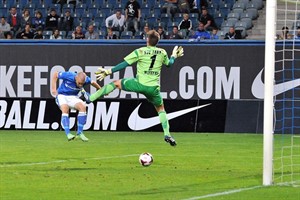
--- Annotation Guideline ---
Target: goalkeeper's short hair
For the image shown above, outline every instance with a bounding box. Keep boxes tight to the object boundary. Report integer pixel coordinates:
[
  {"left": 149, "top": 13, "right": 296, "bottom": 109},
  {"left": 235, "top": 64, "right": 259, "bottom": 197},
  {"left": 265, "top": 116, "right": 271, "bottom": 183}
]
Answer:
[{"left": 147, "top": 30, "right": 159, "bottom": 46}]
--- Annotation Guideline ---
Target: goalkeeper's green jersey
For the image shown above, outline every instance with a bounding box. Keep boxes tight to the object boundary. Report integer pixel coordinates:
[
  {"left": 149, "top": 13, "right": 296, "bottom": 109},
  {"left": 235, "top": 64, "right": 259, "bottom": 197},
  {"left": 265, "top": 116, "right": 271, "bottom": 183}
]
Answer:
[{"left": 124, "top": 46, "right": 170, "bottom": 87}]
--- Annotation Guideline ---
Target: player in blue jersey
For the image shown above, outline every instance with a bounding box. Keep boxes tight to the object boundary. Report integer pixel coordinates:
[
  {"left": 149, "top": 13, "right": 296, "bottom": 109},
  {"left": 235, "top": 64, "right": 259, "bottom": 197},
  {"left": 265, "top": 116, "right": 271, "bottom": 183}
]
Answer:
[{"left": 51, "top": 71, "right": 101, "bottom": 141}]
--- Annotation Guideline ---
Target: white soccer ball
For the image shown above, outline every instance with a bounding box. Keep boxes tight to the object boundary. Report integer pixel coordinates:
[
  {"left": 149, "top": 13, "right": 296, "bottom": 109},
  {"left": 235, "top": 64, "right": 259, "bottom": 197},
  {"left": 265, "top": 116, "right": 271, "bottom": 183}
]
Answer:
[{"left": 139, "top": 152, "right": 153, "bottom": 167}]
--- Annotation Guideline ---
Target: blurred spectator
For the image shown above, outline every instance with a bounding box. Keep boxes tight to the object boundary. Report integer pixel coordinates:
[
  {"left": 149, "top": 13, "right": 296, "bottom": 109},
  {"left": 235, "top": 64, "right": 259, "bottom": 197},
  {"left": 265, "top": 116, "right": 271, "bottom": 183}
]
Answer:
[
  {"left": 169, "top": 25, "right": 183, "bottom": 39},
  {"left": 178, "top": 13, "right": 192, "bottom": 33},
  {"left": 161, "top": 0, "right": 178, "bottom": 17},
  {"left": 140, "top": 24, "right": 150, "bottom": 39},
  {"left": 59, "top": 10, "right": 74, "bottom": 38},
  {"left": 178, "top": 0, "right": 190, "bottom": 13},
  {"left": 72, "top": 26, "right": 85, "bottom": 39},
  {"left": 33, "top": 27, "right": 44, "bottom": 39},
  {"left": 50, "top": 29, "right": 62, "bottom": 39},
  {"left": 16, "top": 24, "right": 34, "bottom": 39},
  {"left": 210, "top": 27, "right": 219, "bottom": 39},
  {"left": 0, "top": 17, "right": 11, "bottom": 39},
  {"left": 199, "top": 8, "right": 216, "bottom": 31},
  {"left": 277, "top": 26, "right": 293, "bottom": 40},
  {"left": 32, "top": 11, "right": 45, "bottom": 30},
  {"left": 187, "top": 0, "right": 200, "bottom": 13},
  {"left": 105, "top": 10, "right": 125, "bottom": 35},
  {"left": 21, "top": 9, "right": 33, "bottom": 30},
  {"left": 294, "top": 27, "right": 300, "bottom": 39},
  {"left": 45, "top": 8, "right": 59, "bottom": 31},
  {"left": 157, "top": 26, "right": 168, "bottom": 39},
  {"left": 4, "top": 31, "right": 12, "bottom": 39},
  {"left": 125, "top": 0, "right": 141, "bottom": 34},
  {"left": 224, "top": 26, "right": 242, "bottom": 39},
  {"left": 7, "top": 6, "right": 22, "bottom": 36},
  {"left": 190, "top": 22, "right": 210, "bottom": 40},
  {"left": 105, "top": 27, "right": 118, "bottom": 39},
  {"left": 85, "top": 25, "right": 99, "bottom": 39}
]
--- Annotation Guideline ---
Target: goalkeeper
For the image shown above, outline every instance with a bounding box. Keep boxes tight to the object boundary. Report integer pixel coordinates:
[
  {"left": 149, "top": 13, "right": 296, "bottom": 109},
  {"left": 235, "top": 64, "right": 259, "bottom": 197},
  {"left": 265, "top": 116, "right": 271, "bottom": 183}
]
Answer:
[{"left": 89, "top": 30, "right": 184, "bottom": 146}]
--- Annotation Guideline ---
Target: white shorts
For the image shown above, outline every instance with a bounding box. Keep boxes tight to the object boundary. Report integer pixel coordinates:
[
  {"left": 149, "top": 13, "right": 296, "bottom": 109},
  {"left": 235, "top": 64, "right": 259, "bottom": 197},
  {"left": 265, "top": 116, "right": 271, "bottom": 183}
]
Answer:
[{"left": 56, "top": 94, "right": 85, "bottom": 109}]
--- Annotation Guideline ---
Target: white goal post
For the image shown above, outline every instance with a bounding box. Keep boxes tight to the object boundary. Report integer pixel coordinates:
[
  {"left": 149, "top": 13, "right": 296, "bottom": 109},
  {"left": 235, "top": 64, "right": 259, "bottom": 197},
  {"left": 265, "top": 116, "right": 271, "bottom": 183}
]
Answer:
[{"left": 263, "top": 0, "right": 276, "bottom": 186}]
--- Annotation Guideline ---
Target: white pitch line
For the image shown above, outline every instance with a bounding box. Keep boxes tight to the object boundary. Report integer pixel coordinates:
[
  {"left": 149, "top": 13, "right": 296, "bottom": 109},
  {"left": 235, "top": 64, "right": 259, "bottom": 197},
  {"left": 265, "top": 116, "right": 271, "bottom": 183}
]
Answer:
[
  {"left": 0, "top": 154, "right": 138, "bottom": 168},
  {"left": 182, "top": 185, "right": 263, "bottom": 200}
]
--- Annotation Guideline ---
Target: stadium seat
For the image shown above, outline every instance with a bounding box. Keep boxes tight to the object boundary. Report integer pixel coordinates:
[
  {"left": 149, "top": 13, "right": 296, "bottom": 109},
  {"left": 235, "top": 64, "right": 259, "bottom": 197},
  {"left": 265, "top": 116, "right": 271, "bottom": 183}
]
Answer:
[
  {"left": 75, "top": 3, "right": 87, "bottom": 16},
  {"left": 141, "top": 7, "right": 151, "bottom": 18},
  {"left": 134, "top": 30, "right": 143, "bottom": 39},
  {"left": 226, "top": 18, "right": 239, "bottom": 27},
  {"left": 160, "top": 13, "right": 172, "bottom": 25},
  {"left": 217, "top": 29, "right": 226, "bottom": 39},
  {"left": 153, "top": 21, "right": 166, "bottom": 31},
  {"left": 43, "top": 0, "right": 53, "bottom": 6},
  {"left": 227, "top": 12, "right": 240, "bottom": 20},
  {"left": 98, "top": 30, "right": 106, "bottom": 39},
  {"left": 251, "top": 0, "right": 263, "bottom": 10},
  {"left": 59, "top": 30, "right": 66, "bottom": 39},
  {"left": 167, "top": 21, "right": 178, "bottom": 32},
  {"left": 112, "top": 31, "right": 120, "bottom": 38},
  {"left": 100, "top": 3, "right": 113, "bottom": 16},
  {"left": 214, "top": 12, "right": 224, "bottom": 29},
  {"left": 120, "top": 31, "right": 133, "bottom": 39},
  {"left": 232, "top": 2, "right": 246, "bottom": 10},
  {"left": 146, "top": 13, "right": 158, "bottom": 28},
  {"left": 153, "top": 7, "right": 161, "bottom": 17},
  {"left": 221, "top": 21, "right": 235, "bottom": 29},
  {"left": 173, "top": 13, "right": 184, "bottom": 24},
  {"left": 43, "top": 30, "right": 52, "bottom": 39},
  {"left": 81, "top": 12, "right": 93, "bottom": 24},
  {"left": 240, "top": 12, "right": 253, "bottom": 29},
  {"left": 246, "top": 7, "right": 258, "bottom": 20},
  {"left": 219, "top": 5, "right": 230, "bottom": 19},
  {"left": 15, "top": 3, "right": 24, "bottom": 10},
  {"left": 18, "top": 0, "right": 29, "bottom": 5},
  {"left": 207, "top": 3, "right": 217, "bottom": 16}
]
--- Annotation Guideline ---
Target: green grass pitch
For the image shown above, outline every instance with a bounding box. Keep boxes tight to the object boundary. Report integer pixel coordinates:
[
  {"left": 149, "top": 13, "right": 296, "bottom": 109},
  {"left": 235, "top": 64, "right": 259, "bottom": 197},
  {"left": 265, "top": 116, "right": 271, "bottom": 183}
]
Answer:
[{"left": 0, "top": 131, "right": 299, "bottom": 200}]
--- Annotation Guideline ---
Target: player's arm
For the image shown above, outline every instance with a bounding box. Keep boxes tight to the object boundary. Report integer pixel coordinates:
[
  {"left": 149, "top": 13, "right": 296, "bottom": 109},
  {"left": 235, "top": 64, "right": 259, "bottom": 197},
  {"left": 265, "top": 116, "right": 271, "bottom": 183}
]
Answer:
[
  {"left": 91, "top": 80, "right": 101, "bottom": 90},
  {"left": 51, "top": 71, "right": 59, "bottom": 96},
  {"left": 95, "top": 61, "right": 130, "bottom": 81}
]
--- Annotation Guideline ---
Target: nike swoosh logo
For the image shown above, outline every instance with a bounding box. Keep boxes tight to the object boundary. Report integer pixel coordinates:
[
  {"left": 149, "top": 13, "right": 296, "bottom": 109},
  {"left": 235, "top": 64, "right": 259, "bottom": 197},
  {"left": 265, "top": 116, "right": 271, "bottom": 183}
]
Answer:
[
  {"left": 128, "top": 103, "right": 211, "bottom": 130},
  {"left": 252, "top": 69, "right": 300, "bottom": 99}
]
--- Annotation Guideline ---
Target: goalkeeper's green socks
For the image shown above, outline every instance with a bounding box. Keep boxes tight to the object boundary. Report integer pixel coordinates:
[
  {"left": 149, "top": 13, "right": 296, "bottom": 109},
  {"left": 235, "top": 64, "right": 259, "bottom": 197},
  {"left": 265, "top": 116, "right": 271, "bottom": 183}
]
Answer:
[
  {"left": 90, "top": 82, "right": 116, "bottom": 101},
  {"left": 158, "top": 111, "right": 170, "bottom": 137}
]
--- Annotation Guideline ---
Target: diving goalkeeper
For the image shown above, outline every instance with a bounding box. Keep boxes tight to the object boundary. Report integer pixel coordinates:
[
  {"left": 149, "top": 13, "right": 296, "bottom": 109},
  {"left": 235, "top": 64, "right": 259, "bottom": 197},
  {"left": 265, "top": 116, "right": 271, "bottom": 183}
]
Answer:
[{"left": 89, "top": 30, "right": 184, "bottom": 146}]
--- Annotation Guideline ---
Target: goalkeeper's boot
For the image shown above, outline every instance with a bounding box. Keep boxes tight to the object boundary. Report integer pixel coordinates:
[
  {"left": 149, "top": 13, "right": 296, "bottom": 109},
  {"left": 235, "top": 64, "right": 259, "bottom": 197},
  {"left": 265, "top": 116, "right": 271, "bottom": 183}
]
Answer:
[
  {"left": 76, "top": 133, "right": 89, "bottom": 142},
  {"left": 67, "top": 133, "right": 75, "bottom": 141},
  {"left": 164, "top": 136, "right": 177, "bottom": 146}
]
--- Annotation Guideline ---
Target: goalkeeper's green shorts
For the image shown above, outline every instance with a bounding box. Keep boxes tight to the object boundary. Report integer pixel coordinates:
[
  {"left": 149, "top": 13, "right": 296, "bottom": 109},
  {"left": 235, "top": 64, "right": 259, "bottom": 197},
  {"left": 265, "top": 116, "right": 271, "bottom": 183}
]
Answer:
[{"left": 121, "top": 78, "right": 163, "bottom": 107}]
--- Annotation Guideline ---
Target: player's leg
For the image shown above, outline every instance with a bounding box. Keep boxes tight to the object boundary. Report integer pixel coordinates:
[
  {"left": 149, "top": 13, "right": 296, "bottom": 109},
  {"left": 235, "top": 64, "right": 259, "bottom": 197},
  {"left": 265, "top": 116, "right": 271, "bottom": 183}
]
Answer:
[
  {"left": 154, "top": 103, "right": 177, "bottom": 147},
  {"left": 56, "top": 95, "right": 75, "bottom": 141},
  {"left": 121, "top": 79, "right": 176, "bottom": 146},
  {"left": 71, "top": 97, "right": 89, "bottom": 142},
  {"left": 89, "top": 81, "right": 119, "bottom": 101}
]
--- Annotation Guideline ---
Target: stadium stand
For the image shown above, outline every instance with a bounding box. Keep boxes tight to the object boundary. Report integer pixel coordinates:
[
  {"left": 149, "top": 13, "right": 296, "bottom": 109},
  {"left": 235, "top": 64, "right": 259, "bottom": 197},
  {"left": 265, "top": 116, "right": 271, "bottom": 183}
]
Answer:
[{"left": 0, "top": 0, "right": 265, "bottom": 40}]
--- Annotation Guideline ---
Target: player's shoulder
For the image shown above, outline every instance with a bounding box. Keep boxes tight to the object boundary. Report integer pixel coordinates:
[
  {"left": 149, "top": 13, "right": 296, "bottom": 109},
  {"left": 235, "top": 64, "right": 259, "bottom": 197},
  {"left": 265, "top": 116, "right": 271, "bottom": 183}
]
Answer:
[{"left": 155, "top": 46, "right": 168, "bottom": 55}]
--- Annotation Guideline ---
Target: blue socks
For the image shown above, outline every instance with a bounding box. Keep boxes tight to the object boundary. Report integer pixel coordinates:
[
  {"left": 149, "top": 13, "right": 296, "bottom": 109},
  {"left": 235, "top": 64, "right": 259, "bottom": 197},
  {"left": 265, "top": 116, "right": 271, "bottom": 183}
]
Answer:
[
  {"left": 61, "top": 113, "right": 70, "bottom": 136},
  {"left": 77, "top": 112, "right": 87, "bottom": 135}
]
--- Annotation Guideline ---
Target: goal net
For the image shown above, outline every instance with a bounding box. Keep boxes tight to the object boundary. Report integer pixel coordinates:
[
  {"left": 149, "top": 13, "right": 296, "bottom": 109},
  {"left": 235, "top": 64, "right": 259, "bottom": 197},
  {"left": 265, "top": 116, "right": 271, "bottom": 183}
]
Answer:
[{"left": 272, "top": 0, "right": 300, "bottom": 187}]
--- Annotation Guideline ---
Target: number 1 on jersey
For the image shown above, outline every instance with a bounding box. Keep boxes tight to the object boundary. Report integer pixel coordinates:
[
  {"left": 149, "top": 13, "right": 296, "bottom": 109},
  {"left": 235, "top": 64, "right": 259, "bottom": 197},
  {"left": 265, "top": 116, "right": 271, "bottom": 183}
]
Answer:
[{"left": 149, "top": 55, "right": 157, "bottom": 70}]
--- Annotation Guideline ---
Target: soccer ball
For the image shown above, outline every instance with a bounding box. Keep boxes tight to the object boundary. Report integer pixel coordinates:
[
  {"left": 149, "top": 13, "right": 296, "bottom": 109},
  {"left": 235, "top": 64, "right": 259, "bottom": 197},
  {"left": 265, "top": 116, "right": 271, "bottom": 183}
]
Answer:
[{"left": 139, "top": 152, "right": 153, "bottom": 167}]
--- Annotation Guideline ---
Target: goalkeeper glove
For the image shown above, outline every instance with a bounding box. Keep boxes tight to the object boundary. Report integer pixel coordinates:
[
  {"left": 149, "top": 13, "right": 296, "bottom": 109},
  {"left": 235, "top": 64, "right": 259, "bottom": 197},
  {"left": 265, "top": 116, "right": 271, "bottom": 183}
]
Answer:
[
  {"left": 171, "top": 46, "right": 184, "bottom": 59},
  {"left": 95, "top": 67, "right": 112, "bottom": 81}
]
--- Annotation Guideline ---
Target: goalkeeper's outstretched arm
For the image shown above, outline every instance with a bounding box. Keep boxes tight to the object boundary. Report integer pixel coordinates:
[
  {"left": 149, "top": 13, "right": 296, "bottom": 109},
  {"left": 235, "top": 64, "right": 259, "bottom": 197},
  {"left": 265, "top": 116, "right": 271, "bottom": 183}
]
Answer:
[
  {"left": 167, "top": 46, "right": 184, "bottom": 67},
  {"left": 95, "top": 61, "right": 129, "bottom": 81}
]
